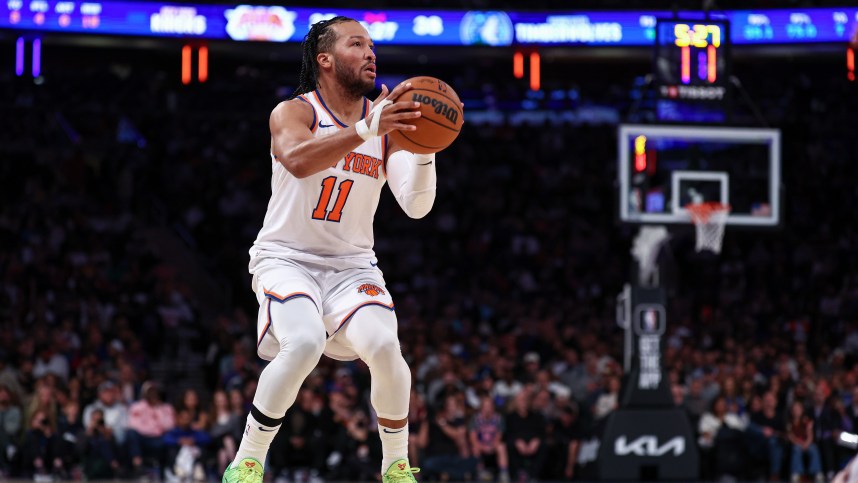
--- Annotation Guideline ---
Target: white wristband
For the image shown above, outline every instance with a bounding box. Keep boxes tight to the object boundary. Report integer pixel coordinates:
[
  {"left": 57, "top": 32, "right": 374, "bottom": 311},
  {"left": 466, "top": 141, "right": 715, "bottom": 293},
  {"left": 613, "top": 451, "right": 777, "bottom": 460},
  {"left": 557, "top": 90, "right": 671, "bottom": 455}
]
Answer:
[
  {"left": 355, "top": 99, "right": 392, "bottom": 141},
  {"left": 355, "top": 119, "right": 372, "bottom": 141}
]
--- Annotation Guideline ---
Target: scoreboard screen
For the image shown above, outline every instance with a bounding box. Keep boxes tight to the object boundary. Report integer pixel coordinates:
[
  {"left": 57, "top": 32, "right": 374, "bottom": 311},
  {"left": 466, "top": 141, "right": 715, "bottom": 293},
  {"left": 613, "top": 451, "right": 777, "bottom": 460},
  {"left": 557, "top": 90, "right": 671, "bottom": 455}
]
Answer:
[{"left": 655, "top": 19, "right": 730, "bottom": 103}]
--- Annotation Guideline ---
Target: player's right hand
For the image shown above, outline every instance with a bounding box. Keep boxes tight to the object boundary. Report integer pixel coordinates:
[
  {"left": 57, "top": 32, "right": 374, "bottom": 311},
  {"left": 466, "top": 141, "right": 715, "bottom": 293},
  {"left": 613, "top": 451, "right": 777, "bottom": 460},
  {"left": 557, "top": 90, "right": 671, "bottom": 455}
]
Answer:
[{"left": 368, "top": 82, "right": 421, "bottom": 136}]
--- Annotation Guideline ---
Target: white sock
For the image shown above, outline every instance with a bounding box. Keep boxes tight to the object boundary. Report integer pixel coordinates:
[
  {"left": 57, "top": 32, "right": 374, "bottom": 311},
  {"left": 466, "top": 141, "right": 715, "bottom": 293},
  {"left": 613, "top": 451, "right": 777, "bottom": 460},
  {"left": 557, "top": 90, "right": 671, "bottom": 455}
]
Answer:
[
  {"left": 231, "top": 412, "right": 281, "bottom": 469},
  {"left": 379, "top": 423, "right": 409, "bottom": 473}
]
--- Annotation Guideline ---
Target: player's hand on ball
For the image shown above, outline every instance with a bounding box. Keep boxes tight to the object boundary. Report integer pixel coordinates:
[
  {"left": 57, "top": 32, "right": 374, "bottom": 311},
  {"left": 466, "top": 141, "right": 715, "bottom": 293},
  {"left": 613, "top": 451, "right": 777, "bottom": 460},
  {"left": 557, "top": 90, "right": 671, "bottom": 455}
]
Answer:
[{"left": 368, "top": 83, "right": 421, "bottom": 136}]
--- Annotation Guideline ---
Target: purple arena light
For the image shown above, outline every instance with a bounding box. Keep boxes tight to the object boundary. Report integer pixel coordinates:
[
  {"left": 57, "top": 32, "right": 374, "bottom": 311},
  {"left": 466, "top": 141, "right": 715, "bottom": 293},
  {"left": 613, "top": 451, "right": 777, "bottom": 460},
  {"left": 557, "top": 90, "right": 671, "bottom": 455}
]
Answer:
[
  {"left": 16, "top": 37, "right": 24, "bottom": 76},
  {"left": 32, "top": 38, "right": 41, "bottom": 77}
]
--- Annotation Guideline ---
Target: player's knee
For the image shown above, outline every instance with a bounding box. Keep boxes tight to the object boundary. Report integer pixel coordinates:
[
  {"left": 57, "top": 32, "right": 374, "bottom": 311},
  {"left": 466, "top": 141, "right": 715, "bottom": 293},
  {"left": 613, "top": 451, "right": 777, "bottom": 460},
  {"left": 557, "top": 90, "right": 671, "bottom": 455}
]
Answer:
[
  {"left": 362, "top": 330, "right": 402, "bottom": 363},
  {"left": 279, "top": 329, "right": 326, "bottom": 361},
  {"left": 356, "top": 331, "right": 408, "bottom": 373}
]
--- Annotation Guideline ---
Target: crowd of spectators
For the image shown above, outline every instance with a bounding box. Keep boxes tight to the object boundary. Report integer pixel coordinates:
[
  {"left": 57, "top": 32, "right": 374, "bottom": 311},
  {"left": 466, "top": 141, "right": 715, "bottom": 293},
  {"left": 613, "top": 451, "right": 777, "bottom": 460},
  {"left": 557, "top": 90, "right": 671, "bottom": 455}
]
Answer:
[{"left": 0, "top": 44, "right": 857, "bottom": 483}]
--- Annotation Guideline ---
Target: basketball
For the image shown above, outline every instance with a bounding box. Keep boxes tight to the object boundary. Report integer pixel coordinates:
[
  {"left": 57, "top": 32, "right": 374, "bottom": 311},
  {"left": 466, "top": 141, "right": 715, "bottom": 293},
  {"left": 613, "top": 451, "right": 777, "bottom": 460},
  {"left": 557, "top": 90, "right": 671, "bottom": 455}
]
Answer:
[{"left": 388, "top": 76, "right": 464, "bottom": 154}]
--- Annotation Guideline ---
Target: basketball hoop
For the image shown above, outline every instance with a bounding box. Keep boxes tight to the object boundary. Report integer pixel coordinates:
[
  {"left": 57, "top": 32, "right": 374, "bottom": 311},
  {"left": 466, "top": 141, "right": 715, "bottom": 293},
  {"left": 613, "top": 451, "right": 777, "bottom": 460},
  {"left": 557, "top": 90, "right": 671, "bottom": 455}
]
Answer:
[{"left": 686, "top": 202, "right": 730, "bottom": 254}]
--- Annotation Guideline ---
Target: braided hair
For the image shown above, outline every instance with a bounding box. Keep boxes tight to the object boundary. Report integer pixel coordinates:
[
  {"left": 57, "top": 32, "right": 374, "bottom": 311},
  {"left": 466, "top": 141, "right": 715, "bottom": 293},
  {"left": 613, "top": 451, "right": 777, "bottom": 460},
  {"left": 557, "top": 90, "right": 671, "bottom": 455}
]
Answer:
[{"left": 291, "top": 16, "right": 356, "bottom": 98}]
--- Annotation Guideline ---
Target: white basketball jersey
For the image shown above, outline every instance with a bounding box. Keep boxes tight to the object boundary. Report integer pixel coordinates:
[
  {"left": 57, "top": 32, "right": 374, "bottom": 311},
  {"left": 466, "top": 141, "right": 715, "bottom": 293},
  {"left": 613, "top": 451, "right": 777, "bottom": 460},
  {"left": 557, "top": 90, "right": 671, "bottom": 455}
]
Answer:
[{"left": 250, "top": 90, "right": 389, "bottom": 270}]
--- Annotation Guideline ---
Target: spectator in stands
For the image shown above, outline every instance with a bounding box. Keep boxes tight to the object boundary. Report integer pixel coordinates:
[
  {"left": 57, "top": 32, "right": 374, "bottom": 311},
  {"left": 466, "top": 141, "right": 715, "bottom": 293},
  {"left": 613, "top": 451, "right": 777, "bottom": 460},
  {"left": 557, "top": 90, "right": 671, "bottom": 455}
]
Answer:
[
  {"left": 553, "top": 403, "right": 585, "bottom": 480},
  {"left": 269, "top": 388, "right": 324, "bottom": 482},
  {"left": 176, "top": 388, "right": 210, "bottom": 432},
  {"left": 469, "top": 395, "right": 510, "bottom": 482},
  {"left": 722, "top": 376, "right": 746, "bottom": 416},
  {"left": 698, "top": 395, "right": 748, "bottom": 479},
  {"left": 32, "top": 345, "right": 69, "bottom": 383},
  {"left": 492, "top": 364, "right": 523, "bottom": 409},
  {"left": 592, "top": 375, "right": 621, "bottom": 420},
  {"left": 329, "top": 404, "right": 379, "bottom": 482},
  {"left": 787, "top": 400, "right": 824, "bottom": 483},
  {"left": 533, "top": 369, "right": 571, "bottom": 402},
  {"left": 219, "top": 341, "right": 255, "bottom": 391},
  {"left": 80, "top": 408, "right": 121, "bottom": 480},
  {"left": 422, "top": 393, "right": 474, "bottom": 481},
  {"left": 531, "top": 388, "right": 555, "bottom": 420},
  {"left": 0, "top": 354, "right": 24, "bottom": 406},
  {"left": 848, "top": 387, "right": 858, "bottom": 431},
  {"left": 82, "top": 380, "right": 128, "bottom": 445},
  {"left": 671, "top": 382, "right": 685, "bottom": 408},
  {"left": 684, "top": 378, "right": 708, "bottom": 425},
  {"left": 163, "top": 408, "right": 212, "bottom": 481},
  {"left": 57, "top": 397, "right": 83, "bottom": 478},
  {"left": 506, "top": 389, "right": 546, "bottom": 482},
  {"left": 0, "top": 384, "right": 22, "bottom": 477},
  {"left": 25, "top": 378, "right": 58, "bottom": 432},
  {"left": 21, "top": 409, "right": 64, "bottom": 480},
  {"left": 520, "top": 352, "right": 541, "bottom": 384},
  {"left": 810, "top": 382, "right": 841, "bottom": 479},
  {"left": 427, "top": 370, "right": 467, "bottom": 409},
  {"left": 229, "top": 388, "right": 249, "bottom": 415},
  {"left": 830, "top": 396, "right": 854, "bottom": 472},
  {"left": 554, "top": 348, "right": 583, "bottom": 391},
  {"left": 566, "top": 352, "right": 601, "bottom": 404},
  {"left": 750, "top": 391, "right": 786, "bottom": 480},
  {"left": 209, "top": 389, "right": 242, "bottom": 474},
  {"left": 126, "top": 381, "right": 175, "bottom": 474},
  {"left": 116, "top": 360, "right": 140, "bottom": 405},
  {"left": 773, "top": 361, "right": 797, "bottom": 409},
  {"left": 407, "top": 389, "right": 429, "bottom": 467}
]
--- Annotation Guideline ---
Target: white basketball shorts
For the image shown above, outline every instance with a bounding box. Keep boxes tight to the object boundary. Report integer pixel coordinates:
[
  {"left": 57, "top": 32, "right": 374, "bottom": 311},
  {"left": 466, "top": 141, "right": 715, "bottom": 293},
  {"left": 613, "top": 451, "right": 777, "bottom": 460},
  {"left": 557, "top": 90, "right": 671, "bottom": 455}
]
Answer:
[{"left": 250, "top": 257, "right": 395, "bottom": 362}]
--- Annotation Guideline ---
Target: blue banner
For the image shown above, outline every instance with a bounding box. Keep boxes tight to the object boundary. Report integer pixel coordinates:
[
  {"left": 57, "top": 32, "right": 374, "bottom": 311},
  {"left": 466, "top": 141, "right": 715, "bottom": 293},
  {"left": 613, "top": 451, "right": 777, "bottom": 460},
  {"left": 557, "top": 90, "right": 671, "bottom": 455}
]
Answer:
[{"left": 2, "top": 1, "right": 857, "bottom": 46}]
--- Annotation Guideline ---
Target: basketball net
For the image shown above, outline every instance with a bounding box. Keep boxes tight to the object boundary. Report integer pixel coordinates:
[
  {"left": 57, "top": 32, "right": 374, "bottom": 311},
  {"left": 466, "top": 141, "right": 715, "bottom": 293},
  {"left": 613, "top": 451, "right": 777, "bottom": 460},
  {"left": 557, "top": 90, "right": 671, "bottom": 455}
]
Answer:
[{"left": 686, "top": 202, "right": 730, "bottom": 254}]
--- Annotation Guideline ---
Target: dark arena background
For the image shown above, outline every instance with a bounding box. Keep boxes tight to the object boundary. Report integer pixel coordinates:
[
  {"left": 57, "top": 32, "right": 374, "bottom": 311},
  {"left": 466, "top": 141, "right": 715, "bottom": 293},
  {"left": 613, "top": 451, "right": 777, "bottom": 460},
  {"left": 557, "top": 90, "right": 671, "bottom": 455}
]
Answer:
[{"left": 2, "top": 0, "right": 858, "bottom": 481}]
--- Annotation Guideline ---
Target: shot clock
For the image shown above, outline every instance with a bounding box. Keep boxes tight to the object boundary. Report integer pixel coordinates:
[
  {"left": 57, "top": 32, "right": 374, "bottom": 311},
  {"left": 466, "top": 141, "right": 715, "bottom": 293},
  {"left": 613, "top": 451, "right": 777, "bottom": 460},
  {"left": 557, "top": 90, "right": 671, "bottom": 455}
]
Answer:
[{"left": 655, "top": 19, "right": 731, "bottom": 103}]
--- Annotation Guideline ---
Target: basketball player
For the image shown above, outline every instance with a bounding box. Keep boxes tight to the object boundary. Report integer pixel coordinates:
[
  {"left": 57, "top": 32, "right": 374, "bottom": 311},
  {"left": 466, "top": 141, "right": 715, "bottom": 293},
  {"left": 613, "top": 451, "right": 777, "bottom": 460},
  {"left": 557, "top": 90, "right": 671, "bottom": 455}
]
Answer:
[{"left": 223, "top": 16, "right": 452, "bottom": 483}]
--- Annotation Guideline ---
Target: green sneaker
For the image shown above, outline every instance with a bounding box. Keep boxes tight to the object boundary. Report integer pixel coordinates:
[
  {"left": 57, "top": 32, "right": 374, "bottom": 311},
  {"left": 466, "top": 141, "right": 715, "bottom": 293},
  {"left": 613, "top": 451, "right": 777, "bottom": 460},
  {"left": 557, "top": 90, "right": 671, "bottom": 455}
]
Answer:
[
  {"left": 382, "top": 459, "right": 420, "bottom": 483},
  {"left": 222, "top": 458, "right": 264, "bottom": 483}
]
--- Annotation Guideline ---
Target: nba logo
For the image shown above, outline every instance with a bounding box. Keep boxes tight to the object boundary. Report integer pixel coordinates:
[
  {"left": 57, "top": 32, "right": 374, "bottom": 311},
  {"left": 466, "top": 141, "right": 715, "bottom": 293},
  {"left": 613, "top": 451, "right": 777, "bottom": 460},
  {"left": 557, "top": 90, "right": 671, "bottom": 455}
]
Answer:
[{"left": 634, "top": 305, "right": 664, "bottom": 335}]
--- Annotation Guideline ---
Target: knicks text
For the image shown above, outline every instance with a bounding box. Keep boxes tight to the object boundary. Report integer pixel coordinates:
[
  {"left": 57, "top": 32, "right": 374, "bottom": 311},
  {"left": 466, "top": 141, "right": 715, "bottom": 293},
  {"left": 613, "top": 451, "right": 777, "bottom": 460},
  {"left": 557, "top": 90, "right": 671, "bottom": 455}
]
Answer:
[{"left": 343, "top": 151, "right": 382, "bottom": 179}]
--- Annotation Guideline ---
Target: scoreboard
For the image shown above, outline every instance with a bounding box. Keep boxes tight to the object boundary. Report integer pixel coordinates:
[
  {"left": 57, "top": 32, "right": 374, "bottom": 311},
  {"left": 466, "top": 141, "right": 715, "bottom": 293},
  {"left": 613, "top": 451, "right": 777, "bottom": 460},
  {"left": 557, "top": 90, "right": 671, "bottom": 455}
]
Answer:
[
  {"left": 655, "top": 19, "right": 730, "bottom": 103},
  {"left": 2, "top": 3, "right": 856, "bottom": 47}
]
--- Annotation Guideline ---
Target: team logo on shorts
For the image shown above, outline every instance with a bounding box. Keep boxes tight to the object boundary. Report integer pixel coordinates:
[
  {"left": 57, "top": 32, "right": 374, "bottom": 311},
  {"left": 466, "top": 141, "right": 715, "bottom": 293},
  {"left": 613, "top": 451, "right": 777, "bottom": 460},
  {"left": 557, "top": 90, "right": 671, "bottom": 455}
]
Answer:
[{"left": 358, "top": 283, "right": 385, "bottom": 297}]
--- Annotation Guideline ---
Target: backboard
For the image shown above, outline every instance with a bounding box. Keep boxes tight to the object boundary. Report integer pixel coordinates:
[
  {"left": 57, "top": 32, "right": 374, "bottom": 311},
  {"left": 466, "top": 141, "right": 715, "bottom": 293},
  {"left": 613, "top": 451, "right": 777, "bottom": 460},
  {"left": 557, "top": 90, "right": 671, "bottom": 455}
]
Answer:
[{"left": 618, "top": 124, "right": 781, "bottom": 227}]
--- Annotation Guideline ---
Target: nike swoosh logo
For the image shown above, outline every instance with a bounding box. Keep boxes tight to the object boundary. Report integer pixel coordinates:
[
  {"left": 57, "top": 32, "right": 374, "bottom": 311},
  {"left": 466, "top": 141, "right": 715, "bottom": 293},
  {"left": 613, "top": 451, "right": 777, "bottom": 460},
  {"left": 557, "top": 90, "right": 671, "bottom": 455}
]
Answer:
[
  {"left": 417, "top": 161, "right": 433, "bottom": 166},
  {"left": 383, "top": 428, "right": 404, "bottom": 434},
  {"left": 258, "top": 426, "right": 276, "bottom": 432},
  {"left": 319, "top": 123, "right": 334, "bottom": 128},
  {"left": 370, "top": 261, "right": 378, "bottom": 267}
]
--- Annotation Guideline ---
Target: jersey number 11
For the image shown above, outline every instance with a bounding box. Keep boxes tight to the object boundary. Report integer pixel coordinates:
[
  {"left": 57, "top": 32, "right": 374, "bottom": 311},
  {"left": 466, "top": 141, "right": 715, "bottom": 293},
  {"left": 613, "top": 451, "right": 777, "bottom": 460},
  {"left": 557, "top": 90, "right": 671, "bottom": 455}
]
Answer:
[{"left": 312, "top": 176, "right": 354, "bottom": 223}]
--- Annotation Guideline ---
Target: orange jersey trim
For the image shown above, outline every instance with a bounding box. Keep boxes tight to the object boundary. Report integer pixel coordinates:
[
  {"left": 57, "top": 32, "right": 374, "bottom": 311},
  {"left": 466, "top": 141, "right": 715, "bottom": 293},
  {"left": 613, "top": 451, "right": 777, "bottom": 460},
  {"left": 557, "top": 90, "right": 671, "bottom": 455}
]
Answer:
[
  {"left": 258, "top": 290, "right": 317, "bottom": 348},
  {"left": 258, "top": 298, "right": 273, "bottom": 349},
  {"left": 296, "top": 95, "right": 318, "bottom": 133},
  {"left": 263, "top": 289, "right": 314, "bottom": 303},
  {"left": 329, "top": 301, "right": 395, "bottom": 338}
]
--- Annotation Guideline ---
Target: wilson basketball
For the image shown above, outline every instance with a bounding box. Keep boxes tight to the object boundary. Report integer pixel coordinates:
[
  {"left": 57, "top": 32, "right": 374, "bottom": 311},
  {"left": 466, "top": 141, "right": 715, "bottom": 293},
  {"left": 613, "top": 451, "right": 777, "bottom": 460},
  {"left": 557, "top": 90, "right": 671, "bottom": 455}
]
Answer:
[{"left": 388, "top": 76, "right": 464, "bottom": 154}]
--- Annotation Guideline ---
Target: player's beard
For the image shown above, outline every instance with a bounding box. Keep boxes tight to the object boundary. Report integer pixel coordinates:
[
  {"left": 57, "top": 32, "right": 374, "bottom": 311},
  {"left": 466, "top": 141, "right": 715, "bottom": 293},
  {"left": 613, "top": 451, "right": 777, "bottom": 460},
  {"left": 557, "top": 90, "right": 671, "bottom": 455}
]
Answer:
[{"left": 335, "top": 59, "right": 374, "bottom": 101}]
